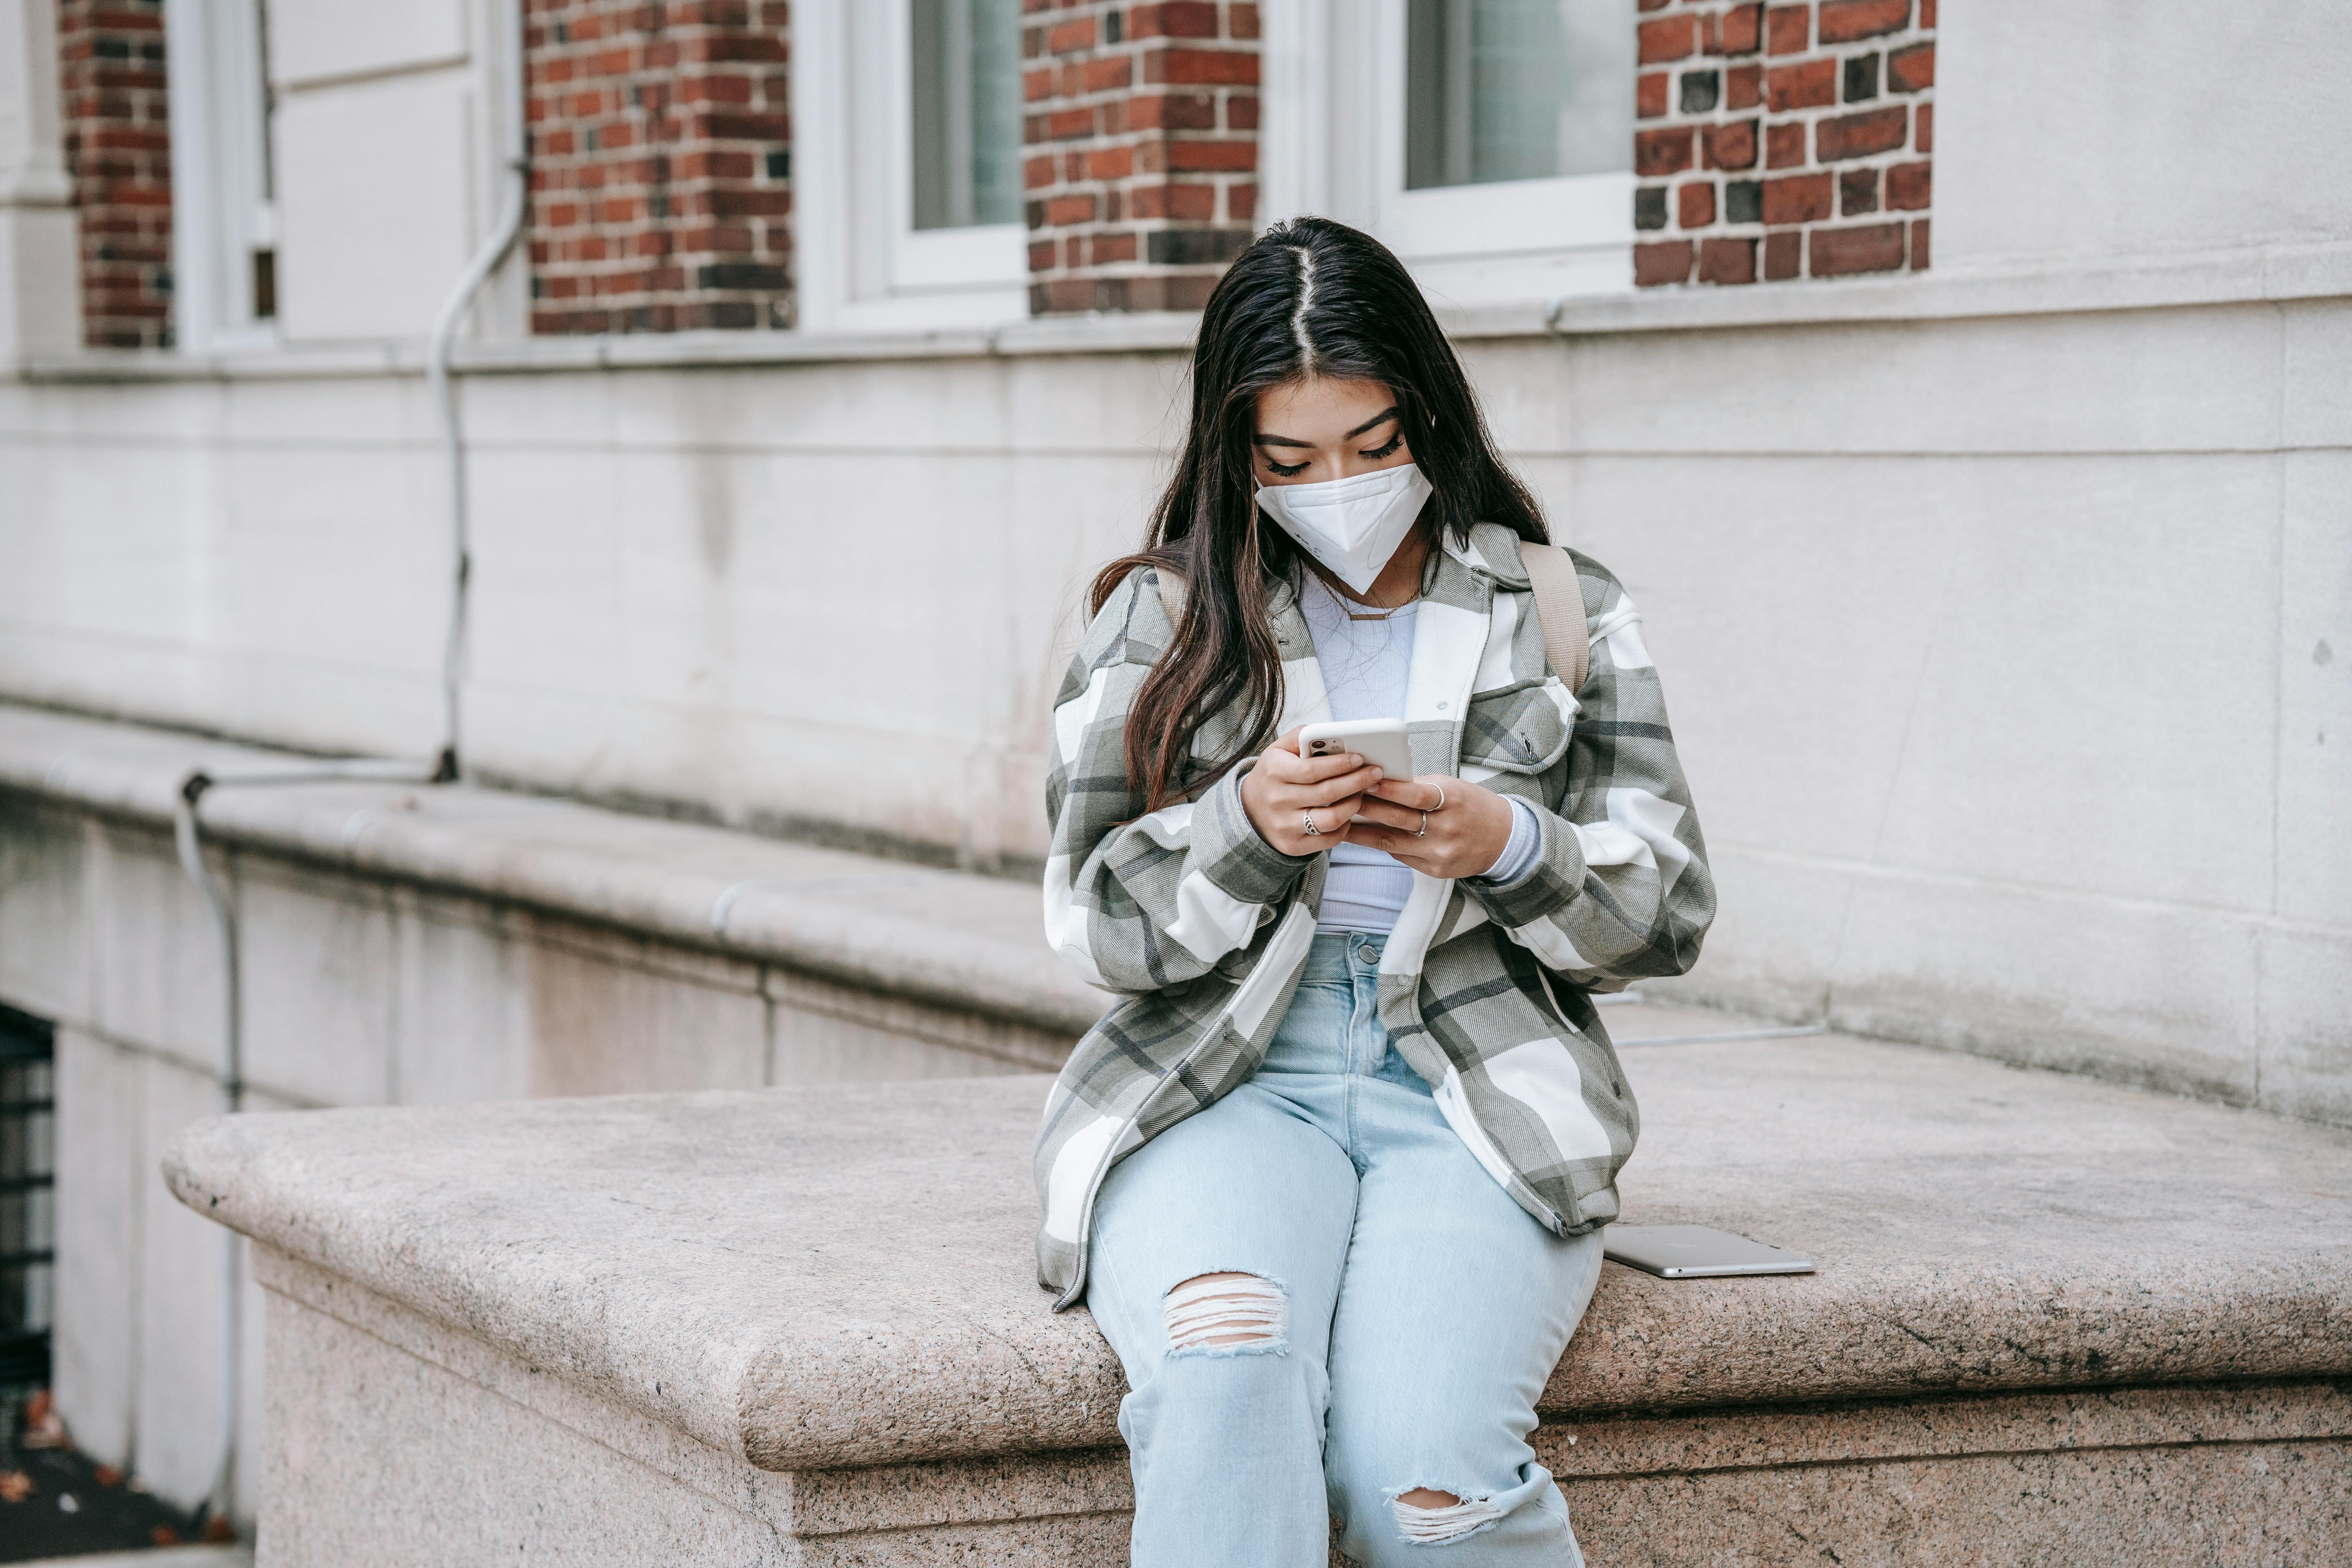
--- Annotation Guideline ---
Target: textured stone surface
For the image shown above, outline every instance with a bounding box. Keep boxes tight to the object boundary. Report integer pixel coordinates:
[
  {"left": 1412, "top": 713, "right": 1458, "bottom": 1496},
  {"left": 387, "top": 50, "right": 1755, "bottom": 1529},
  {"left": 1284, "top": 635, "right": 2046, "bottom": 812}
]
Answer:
[
  {"left": 264, "top": 1278, "right": 797, "bottom": 1567},
  {"left": 257, "top": 1243, "right": 2350, "bottom": 1564},
  {"left": 1558, "top": 1434, "right": 2351, "bottom": 1566},
  {"left": 167, "top": 1035, "right": 2352, "bottom": 1473},
  {"left": 257, "top": 1250, "right": 1134, "bottom": 1566},
  {"left": 1539, "top": 1381, "right": 2352, "bottom": 1478}
]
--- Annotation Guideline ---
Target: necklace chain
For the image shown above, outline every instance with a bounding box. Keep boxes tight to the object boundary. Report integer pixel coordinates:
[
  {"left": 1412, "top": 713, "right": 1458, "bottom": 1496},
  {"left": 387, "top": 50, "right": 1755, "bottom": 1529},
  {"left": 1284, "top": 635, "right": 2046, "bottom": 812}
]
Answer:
[{"left": 1306, "top": 564, "right": 1414, "bottom": 620}]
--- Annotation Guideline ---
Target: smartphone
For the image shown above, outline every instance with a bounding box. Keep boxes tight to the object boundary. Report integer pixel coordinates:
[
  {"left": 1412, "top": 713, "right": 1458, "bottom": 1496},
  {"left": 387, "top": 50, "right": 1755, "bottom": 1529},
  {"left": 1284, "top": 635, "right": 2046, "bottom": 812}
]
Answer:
[{"left": 1298, "top": 717, "right": 1414, "bottom": 782}]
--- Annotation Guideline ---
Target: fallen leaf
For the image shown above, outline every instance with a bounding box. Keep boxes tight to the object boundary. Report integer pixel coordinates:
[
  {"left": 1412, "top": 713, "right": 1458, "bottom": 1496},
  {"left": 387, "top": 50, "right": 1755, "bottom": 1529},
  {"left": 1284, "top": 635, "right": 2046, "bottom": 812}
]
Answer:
[
  {"left": 0, "top": 1471, "right": 31, "bottom": 1503},
  {"left": 94, "top": 1465, "right": 122, "bottom": 1487},
  {"left": 201, "top": 1515, "right": 238, "bottom": 1543},
  {"left": 151, "top": 1525, "right": 181, "bottom": 1546},
  {"left": 20, "top": 1408, "right": 68, "bottom": 1449}
]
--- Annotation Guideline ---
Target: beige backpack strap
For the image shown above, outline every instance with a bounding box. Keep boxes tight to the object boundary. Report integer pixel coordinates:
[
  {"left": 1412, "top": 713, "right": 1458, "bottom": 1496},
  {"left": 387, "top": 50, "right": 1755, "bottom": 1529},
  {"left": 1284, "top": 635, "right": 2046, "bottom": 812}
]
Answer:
[
  {"left": 1519, "top": 539, "right": 1591, "bottom": 691},
  {"left": 1147, "top": 561, "right": 1187, "bottom": 622}
]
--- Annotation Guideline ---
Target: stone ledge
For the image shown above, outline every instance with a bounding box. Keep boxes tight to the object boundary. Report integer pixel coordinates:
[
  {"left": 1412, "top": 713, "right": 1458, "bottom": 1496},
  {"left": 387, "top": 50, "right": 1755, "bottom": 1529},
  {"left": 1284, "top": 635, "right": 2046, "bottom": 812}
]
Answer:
[
  {"left": 163, "top": 1033, "right": 2352, "bottom": 1475},
  {"left": 252, "top": 1243, "right": 2352, "bottom": 1561},
  {"left": 16, "top": 240, "right": 2348, "bottom": 386},
  {"left": 0, "top": 702, "right": 1105, "bottom": 1039}
]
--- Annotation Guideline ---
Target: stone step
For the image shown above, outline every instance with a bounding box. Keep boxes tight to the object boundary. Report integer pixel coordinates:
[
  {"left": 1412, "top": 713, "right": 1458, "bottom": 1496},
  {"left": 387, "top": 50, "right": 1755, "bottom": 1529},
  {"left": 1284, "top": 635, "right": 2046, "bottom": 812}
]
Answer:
[
  {"left": 163, "top": 1035, "right": 2352, "bottom": 1563},
  {"left": 0, "top": 701, "right": 1103, "bottom": 1044}
]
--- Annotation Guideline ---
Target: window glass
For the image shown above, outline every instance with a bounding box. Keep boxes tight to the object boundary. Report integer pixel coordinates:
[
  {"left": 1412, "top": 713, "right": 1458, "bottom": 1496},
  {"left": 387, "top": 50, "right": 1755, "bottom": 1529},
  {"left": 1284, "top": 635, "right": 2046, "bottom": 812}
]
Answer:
[
  {"left": 1405, "top": 0, "right": 1633, "bottom": 189},
  {"left": 253, "top": 0, "right": 278, "bottom": 318},
  {"left": 911, "top": 0, "right": 1022, "bottom": 230}
]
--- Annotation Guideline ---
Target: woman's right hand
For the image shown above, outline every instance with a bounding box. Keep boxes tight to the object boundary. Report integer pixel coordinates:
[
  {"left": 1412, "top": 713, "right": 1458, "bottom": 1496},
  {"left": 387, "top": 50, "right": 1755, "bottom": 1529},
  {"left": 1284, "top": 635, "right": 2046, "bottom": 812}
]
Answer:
[{"left": 1239, "top": 727, "right": 1387, "bottom": 856}]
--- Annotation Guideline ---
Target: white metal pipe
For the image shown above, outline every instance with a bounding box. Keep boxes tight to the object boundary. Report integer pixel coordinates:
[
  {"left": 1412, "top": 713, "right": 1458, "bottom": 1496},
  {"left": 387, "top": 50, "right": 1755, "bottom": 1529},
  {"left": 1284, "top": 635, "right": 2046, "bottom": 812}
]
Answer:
[
  {"left": 178, "top": 759, "right": 439, "bottom": 1530},
  {"left": 427, "top": 0, "right": 531, "bottom": 783}
]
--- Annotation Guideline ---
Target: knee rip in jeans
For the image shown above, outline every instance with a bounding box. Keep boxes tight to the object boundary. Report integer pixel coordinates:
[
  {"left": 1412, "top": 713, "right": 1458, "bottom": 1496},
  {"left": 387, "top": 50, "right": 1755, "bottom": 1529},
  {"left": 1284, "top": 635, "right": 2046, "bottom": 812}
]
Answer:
[
  {"left": 1388, "top": 1486, "right": 1508, "bottom": 1545},
  {"left": 1162, "top": 1272, "right": 1287, "bottom": 1355}
]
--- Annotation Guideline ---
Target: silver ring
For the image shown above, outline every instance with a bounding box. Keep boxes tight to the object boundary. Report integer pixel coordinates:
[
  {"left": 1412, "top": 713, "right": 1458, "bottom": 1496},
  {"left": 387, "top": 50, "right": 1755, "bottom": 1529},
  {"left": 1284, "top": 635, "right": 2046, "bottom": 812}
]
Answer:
[
  {"left": 1301, "top": 811, "right": 1321, "bottom": 837},
  {"left": 1417, "top": 810, "right": 1429, "bottom": 838},
  {"left": 1430, "top": 784, "right": 1447, "bottom": 812}
]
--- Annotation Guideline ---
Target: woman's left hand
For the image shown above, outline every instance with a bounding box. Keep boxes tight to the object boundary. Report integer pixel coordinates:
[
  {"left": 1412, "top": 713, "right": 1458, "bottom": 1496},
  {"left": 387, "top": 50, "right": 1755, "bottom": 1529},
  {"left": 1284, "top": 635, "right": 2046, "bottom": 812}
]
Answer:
[{"left": 1346, "top": 774, "right": 1516, "bottom": 879}]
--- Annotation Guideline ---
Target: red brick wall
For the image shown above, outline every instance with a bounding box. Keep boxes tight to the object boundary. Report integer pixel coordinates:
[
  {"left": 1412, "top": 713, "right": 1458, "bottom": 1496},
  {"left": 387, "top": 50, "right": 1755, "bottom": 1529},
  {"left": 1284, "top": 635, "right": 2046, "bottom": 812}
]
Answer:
[
  {"left": 1632, "top": 0, "right": 1932, "bottom": 287},
  {"left": 1021, "top": 1, "right": 1259, "bottom": 315},
  {"left": 55, "top": 0, "right": 172, "bottom": 347},
  {"left": 526, "top": 0, "right": 792, "bottom": 333}
]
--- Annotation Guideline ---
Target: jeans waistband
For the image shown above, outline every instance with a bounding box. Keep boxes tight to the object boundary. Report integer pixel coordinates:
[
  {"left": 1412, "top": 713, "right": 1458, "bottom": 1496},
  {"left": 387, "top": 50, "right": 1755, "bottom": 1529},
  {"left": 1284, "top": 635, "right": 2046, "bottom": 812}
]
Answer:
[{"left": 1299, "top": 930, "right": 1388, "bottom": 984}]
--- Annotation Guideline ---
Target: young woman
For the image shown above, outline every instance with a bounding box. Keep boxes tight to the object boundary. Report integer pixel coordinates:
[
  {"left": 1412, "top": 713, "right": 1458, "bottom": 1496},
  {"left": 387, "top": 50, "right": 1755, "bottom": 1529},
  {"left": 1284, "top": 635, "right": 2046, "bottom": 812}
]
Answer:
[{"left": 1034, "top": 216, "right": 1714, "bottom": 1566}]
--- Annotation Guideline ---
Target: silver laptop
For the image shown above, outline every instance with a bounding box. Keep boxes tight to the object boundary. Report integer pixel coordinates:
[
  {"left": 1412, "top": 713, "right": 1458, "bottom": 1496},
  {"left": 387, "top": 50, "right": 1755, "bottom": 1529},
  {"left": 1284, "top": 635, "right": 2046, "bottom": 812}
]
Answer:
[{"left": 1602, "top": 1224, "right": 1815, "bottom": 1278}]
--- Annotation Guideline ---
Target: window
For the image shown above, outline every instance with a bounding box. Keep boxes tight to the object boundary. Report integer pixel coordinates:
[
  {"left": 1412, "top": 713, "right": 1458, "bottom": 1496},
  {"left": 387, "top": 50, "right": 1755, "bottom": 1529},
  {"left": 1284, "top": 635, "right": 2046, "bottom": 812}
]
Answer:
[
  {"left": 911, "top": 0, "right": 1022, "bottom": 231},
  {"left": 1263, "top": 0, "right": 1637, "bottom": 306},
  {"left": 163, "top": 0, "right": 278, "bottom": 349},
  {"left": 793, "top": 0, "right": 1028, "bottom": 332},
  {"left": 1405, "top": 0, "right": 1628, "bottom": 189},
  {"left": 0, "top": 1005, "right": 53, "bottom": 1400}
]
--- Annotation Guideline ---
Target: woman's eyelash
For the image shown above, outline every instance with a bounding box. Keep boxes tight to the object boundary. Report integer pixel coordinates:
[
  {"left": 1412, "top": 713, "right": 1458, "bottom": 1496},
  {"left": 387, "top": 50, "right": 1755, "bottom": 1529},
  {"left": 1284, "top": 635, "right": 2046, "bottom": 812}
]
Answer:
[{"left": 1263, "top": 431, "right": 1396, "bottom": 475}]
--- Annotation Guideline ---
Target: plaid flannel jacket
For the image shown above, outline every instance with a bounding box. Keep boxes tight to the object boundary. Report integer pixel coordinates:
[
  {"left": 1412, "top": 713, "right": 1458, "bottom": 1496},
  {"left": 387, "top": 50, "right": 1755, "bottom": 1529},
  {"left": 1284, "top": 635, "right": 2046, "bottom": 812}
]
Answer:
[{"left": 1034, "top": 522, "right": 1714, "bottom": 1307}]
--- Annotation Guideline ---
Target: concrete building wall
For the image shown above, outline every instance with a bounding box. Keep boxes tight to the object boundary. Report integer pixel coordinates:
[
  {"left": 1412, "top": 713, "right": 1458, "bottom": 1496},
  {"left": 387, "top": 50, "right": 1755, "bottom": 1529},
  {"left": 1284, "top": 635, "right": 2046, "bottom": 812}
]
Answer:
[
  {"left": 5, "top": 283, "right": 2348, "bottom": 1128},
  {"left": 1936, "top": 0, "right": 2352, "bottom": 275}
]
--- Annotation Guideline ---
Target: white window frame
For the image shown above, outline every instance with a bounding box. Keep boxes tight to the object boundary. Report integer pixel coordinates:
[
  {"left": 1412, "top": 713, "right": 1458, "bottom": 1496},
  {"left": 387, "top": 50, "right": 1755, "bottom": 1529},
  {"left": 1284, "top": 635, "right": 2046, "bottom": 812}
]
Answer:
[
  {"left": 162, "top": 0, "right": 277, "bottom": 352},
  {"left": 1261, "top": 0, "right": 1634, "bottom": 309},
  {"left": 792, "top": 0, "right": 1027, "bottom": 333}
]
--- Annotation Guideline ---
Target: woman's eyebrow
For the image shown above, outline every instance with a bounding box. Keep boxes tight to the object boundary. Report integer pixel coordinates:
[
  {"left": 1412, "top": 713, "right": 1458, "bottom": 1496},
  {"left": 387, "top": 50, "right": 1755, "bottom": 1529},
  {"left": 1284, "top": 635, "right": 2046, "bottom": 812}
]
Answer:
[{"left": 1252, "top": 407, "right": 1400, "bottom": 447}]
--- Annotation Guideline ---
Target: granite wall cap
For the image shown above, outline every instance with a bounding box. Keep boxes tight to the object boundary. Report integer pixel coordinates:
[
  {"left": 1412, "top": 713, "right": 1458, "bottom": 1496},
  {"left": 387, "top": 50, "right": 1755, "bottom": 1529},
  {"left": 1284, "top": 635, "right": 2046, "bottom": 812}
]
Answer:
[
  {"left": 165, "top": 1034, "right": 2352, "bottom": 1472},
  {"left": 0, "top": 702, "right": 1106, "bottom": 1036}
]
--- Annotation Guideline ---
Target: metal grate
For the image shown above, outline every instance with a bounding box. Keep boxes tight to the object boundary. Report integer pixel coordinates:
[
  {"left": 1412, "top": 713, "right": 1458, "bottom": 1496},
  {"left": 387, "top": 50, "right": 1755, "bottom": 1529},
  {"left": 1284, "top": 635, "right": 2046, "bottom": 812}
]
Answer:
[{"left": 0, "top": 1004, "right": 54, "bottom": 1391}]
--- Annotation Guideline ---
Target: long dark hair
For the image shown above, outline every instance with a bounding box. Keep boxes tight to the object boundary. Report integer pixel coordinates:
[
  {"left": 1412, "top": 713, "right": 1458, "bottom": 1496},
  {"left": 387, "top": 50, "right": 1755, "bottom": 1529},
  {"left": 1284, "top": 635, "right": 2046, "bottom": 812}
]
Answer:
[{"left": 1093, "top": 215, "right": 1549, "bottom": 811}]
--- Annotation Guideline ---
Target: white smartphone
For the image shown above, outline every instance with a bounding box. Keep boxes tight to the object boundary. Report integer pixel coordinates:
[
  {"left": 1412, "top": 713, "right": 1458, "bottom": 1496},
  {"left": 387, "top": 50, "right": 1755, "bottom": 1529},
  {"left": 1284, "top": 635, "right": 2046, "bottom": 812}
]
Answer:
[{"left": 1297, "top": 717, "right": 1414, "bottom": 782}]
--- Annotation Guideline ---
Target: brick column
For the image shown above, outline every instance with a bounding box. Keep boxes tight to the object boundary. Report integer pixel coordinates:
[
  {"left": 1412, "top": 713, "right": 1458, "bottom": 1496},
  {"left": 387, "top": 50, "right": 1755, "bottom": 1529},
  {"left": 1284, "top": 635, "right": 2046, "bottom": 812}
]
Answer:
[
  {"left": 1632, "top": 0, "right": 1932, "bottom": 287},
  {"left": 526, "top": 0, "right": 792, "bottom": 333},
  {"left": 1021, "top": 1, "right": 1259, "bottom": 315},
  {"left": 54, "top": 0, "right": 172, "bottom": 347}
]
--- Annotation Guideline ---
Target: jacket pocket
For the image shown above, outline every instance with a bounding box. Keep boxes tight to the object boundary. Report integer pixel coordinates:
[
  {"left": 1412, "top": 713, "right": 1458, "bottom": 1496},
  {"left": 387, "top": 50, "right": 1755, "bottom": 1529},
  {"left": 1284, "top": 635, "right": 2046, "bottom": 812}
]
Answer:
[{"left": 1459, "top": 677, "right": 1577, "bottom": 775}]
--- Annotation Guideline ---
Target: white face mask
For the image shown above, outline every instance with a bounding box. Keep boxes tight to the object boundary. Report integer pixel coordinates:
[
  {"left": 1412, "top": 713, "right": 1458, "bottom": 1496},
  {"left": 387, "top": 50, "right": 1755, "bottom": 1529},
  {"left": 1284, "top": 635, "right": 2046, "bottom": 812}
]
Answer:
[{"left": 1253, "top": 462, "right": 1433, "bottom": 595}]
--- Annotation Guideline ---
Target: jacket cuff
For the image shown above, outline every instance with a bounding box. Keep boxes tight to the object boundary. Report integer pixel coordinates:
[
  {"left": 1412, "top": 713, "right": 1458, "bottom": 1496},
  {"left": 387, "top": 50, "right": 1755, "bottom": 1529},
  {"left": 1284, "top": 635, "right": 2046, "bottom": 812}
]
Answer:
[
  {"left": 1191, "top": 760, "right": 1318, "bottom": 907},
  {"left": 1463, "top": 806, "right": 1588, "bottom": 930}
]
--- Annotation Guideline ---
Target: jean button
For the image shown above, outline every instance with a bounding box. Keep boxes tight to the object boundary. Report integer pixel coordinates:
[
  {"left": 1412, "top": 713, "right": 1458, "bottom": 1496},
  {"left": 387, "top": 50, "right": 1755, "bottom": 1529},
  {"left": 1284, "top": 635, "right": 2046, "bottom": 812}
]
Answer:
[{"left": 1358, "top": 943, "right": 1381, "bottom": 966}]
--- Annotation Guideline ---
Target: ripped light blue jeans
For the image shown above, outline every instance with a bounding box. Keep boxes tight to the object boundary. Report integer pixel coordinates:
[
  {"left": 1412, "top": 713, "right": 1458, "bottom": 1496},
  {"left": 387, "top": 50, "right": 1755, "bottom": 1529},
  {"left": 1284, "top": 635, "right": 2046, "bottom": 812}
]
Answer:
[{"left": 1087, "top": 933, "right": 1606, "bottom": 1567}]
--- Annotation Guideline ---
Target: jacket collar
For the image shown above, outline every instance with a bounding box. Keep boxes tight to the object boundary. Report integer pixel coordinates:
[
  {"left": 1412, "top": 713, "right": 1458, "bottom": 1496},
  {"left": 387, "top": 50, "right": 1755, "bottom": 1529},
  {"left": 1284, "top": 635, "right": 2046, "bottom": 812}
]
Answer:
[{"left": 1448, "top": 520, "right": 1538, "bottom": 588}]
